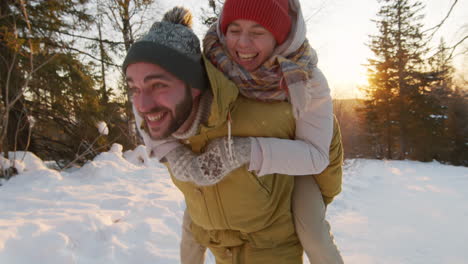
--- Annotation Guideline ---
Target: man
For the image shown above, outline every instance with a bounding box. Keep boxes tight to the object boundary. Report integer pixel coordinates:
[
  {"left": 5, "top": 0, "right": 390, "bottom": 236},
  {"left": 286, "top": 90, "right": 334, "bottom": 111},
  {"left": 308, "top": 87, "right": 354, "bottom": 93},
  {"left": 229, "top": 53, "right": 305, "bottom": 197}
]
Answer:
[{"left": 123, "top": 7, "right": 343, "bottom": 264}]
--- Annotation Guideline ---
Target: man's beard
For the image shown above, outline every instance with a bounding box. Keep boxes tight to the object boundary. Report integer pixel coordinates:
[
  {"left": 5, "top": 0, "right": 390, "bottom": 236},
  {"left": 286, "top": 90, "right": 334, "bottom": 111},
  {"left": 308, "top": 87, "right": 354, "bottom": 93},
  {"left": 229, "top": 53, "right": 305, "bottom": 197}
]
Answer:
[{"left": 142, "top": 85, "right": 193, "bottom": 140}]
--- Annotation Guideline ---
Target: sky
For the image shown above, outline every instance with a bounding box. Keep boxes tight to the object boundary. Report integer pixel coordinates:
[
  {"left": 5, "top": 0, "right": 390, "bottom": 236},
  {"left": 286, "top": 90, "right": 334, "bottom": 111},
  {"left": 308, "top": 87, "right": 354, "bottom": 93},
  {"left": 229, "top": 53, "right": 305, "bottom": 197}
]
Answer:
[
  {"left": 157, "top": 0, "right": 468, "bottom": 99},
  {"left": 1, "top": 146, "right": 467, "bottom": 263}
]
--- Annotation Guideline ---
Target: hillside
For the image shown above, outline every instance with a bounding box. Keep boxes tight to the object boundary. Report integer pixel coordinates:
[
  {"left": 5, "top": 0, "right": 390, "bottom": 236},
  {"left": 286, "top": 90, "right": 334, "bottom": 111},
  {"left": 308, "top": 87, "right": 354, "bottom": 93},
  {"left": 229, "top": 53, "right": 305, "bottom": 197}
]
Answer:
[{"left": 1, "top": 146, "right": 467, "bottom": 263}]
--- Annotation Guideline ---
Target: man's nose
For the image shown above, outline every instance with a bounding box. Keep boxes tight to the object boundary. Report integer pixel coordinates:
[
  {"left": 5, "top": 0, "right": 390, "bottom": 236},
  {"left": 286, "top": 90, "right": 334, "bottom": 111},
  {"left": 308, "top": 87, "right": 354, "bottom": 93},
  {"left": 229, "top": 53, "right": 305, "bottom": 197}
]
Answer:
[{"left": 138, "top": 90, "right": 158, "bottom": 112}]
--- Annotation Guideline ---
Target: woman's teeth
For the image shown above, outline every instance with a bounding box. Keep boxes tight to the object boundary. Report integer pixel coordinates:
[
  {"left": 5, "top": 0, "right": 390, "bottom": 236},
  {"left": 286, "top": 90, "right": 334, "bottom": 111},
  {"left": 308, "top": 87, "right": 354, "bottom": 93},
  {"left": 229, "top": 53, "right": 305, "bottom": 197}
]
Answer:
[{"left": 238, "top": 52, "right": 257, "bottom": 60}]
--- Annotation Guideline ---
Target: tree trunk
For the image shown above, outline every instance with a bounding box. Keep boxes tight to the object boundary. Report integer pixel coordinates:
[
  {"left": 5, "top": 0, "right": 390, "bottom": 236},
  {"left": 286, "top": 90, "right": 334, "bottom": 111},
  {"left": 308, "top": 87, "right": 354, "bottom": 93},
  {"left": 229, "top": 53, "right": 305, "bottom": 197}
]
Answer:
[
  {"left": 0, "top": 0, "right": 31, "bottom": 156},
  {"left": 97, "top": 21, "right": 109, "bottom": 104},
  {"left": 120, "top": 0, "right": 137, "bottom": 146}
]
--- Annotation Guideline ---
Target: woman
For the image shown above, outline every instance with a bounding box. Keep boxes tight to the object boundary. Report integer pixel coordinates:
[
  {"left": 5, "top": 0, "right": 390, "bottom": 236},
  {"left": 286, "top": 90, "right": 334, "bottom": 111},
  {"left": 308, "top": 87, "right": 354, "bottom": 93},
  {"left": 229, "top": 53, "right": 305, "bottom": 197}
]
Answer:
[{"left": 162, "top": 0, "right": 343, "bottom": 262}]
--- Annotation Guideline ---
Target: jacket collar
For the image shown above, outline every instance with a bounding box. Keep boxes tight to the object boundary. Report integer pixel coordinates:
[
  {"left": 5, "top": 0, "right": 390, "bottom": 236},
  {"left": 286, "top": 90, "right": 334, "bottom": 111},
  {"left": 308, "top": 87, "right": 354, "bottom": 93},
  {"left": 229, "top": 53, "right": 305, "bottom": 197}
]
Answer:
[{"left": 202, "top": 55, "right": 239, "bottom": 129}]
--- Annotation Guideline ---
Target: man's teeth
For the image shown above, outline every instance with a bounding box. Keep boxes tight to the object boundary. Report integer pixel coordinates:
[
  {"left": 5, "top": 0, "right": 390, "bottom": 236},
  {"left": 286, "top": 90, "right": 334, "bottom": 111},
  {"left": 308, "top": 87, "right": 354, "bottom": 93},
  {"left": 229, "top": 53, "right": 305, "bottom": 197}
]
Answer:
[
  {"left": 238, "top": 53, "right": 257, "bottom": 59},
  {"left": 147, "top": 113, "right": 164, "bottom": 121}
]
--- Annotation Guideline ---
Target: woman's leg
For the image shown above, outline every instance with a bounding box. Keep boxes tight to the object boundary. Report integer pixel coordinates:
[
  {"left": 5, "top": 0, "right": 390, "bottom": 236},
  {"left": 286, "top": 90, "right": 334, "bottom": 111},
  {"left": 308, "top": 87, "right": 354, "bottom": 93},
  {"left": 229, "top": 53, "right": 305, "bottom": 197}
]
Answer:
[
  {"left": 292, "top": 176, "right": 343, "bottom": 264},
  {"left": 180, "top": 209, "right": 207, "bottom": 264}
]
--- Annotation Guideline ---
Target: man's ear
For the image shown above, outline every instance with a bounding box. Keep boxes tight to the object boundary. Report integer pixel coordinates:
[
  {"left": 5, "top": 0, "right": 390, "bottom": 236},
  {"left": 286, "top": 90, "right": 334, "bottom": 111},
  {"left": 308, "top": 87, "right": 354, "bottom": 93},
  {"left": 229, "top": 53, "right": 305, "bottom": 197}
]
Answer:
[{"left": 191, "top": 87, "right": 202, "bottom": 98}]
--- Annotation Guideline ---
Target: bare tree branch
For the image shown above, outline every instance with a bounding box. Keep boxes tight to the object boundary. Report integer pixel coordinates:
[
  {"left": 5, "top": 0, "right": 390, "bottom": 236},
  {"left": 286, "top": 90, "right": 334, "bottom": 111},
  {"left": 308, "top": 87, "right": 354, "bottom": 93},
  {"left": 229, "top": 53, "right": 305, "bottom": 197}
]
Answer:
[
  {"left": 52, "top": 44, "right": 121, "bottom": 67},
  {"left": 61, "top": 134, "right": 104, "bottom": 170},
  {"left": 447, "top": 34, "right": 468, "bottom": 60},
  {"left": 41, "top": 27, "right": 125, "bottom": 45},
  {"left": 304, "top": 0, "right": 328, "bottom": 24},
  {"left": 423, "top": 0, "right": 458, "bottom": 43},
  {"left": 430, "top": 34, "right": 468, "bottom": 64},
  {"left": 106, "top": 1, "right": 124, "bottom": 33},
  {"left": 424, "top": 0, "right": 458, "bottom": 34},
  {"left": 6, "top": 54, "right": 57, "bottom": 110}
]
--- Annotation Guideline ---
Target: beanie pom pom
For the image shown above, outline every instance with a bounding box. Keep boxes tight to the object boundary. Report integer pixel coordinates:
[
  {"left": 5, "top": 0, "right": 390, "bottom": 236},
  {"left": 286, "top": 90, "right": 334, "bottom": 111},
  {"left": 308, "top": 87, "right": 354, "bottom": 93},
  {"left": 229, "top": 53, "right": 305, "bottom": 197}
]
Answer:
[{"left": 162, "top": 6, "right": 193, "bottom": 28}]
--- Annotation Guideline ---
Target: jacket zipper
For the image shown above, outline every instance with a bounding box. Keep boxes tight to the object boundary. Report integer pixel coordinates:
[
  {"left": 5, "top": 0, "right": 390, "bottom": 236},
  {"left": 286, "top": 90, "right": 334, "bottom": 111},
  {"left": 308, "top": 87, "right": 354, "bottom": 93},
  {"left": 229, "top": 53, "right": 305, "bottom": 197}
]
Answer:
[
  {"left": 199, "top": 187, "right": 214, "bottom": 229},
  {"left": 215, "top": 184, "right": 231, "bottom": 230}
]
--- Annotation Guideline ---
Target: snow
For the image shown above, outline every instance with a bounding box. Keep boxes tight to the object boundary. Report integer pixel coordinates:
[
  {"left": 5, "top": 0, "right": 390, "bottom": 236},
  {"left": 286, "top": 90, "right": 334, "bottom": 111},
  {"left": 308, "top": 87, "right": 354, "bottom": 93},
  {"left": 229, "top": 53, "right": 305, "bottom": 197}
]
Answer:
[
  {"left": 328, "top": 159, "right": 468, "bottom": 264},
  {"left": 429, "top": 114, "right": 448, "bottom": 119},
  {"left": 96, "top": 121, "right": 109, "bottom": 135},
  {"left": 1, "top": 145, "right": 467, "bottom": 264}
]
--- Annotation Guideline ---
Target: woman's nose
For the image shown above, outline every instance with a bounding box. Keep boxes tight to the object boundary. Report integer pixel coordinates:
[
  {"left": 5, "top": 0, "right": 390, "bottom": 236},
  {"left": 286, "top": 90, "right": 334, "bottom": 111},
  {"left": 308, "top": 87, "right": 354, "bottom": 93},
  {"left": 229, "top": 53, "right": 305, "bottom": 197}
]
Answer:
[{"left": 237, "top": 33, "right": 251, "bottom": 47}]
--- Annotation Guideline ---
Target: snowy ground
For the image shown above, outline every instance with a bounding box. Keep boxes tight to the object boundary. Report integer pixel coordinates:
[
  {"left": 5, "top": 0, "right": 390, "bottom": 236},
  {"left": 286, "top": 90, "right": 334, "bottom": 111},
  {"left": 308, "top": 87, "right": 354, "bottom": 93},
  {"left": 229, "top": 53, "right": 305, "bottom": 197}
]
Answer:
[{"left": 1, "top": 144, "right": 467, "bottom": 264}]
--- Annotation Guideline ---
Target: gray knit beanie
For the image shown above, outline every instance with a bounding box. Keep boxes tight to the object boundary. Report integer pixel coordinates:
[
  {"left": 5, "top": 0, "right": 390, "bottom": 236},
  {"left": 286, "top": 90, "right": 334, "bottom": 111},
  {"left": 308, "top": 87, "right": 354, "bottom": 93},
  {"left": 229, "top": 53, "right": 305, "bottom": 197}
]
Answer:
[{"left": 123, "top": 7, "right": 208, "bottom": 91}]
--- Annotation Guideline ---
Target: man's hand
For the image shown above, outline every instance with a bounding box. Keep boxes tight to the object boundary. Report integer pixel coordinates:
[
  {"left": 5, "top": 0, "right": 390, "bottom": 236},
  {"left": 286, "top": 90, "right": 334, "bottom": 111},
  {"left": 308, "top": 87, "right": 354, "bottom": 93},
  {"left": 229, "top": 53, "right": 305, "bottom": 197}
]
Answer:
[{"left": 165, "top": 137, "right": 251, "bottom": 185}]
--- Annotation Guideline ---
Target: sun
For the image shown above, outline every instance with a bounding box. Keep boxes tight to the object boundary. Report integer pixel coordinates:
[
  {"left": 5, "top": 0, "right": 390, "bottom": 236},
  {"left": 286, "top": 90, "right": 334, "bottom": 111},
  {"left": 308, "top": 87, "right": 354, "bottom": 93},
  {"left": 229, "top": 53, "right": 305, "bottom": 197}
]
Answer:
[{"left": 322, "top": 56, "right": 369, "bottom": 99}]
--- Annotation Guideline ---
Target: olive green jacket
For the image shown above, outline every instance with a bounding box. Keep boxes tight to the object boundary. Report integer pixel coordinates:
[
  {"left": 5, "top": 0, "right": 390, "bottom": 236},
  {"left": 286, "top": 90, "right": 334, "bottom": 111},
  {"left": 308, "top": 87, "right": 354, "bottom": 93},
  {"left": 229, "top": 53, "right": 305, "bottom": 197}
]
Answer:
[
  {"left": 166, "top": 58, "right": 343, "bottom": 262},
  {"left": 169, "top": 58, "right": 299, "bottom": 248}
]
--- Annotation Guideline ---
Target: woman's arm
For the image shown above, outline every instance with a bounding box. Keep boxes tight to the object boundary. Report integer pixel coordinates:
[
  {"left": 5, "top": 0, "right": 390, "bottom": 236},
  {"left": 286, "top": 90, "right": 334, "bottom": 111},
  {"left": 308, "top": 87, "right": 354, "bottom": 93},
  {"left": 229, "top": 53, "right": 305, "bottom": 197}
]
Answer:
[
  {"left": 159, "top": 68, "right": 333, "bottom": 184},
  {"left": 249, "top": 67, "right": 333, "bottom": 176}
]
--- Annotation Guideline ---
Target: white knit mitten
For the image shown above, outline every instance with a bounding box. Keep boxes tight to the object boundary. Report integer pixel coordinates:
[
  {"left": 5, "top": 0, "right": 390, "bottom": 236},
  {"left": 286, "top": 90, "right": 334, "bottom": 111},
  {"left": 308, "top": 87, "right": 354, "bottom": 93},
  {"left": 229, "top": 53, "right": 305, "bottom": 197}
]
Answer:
[{"left": 165, "top": 137, "right": 251, "bottom": 186}]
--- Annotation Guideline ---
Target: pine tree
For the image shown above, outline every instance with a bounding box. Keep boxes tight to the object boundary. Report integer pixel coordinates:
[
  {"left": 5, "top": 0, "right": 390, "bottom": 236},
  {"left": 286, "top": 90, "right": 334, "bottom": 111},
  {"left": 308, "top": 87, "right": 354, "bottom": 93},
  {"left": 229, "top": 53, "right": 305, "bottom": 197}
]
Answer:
[
  {"left": 447, "top": 83, "right": 468, "bottom": 166},
  {"left": 361, "top": 19, "right": 400, "bottom": 159},
  {"left": 0, "top": 0, "right": 117, "bottom": 165},
  {"left": 361, "top": 0, "right": 443, "bottom": 160},
  {"left": 413, "top": 39, "right": 453, "bottom": 161},
  {"left": 440, "top": 52, "right": 468, "bottom": 165}
]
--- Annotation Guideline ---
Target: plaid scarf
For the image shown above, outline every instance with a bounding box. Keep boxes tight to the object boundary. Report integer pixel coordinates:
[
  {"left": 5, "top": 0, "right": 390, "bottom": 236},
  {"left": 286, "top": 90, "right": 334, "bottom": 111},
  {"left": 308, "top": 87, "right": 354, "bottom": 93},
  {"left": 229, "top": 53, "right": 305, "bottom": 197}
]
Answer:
[{"left": 203, "top": 24, "right": 316, "bottom": 102}]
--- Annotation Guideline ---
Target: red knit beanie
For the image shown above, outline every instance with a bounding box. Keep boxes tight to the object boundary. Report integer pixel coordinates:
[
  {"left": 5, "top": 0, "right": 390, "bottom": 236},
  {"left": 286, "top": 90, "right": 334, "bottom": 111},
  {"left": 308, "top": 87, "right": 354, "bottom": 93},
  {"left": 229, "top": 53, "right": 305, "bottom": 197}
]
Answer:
[{"left": 220, "top": 0, "right": 291, "bottom": 45}]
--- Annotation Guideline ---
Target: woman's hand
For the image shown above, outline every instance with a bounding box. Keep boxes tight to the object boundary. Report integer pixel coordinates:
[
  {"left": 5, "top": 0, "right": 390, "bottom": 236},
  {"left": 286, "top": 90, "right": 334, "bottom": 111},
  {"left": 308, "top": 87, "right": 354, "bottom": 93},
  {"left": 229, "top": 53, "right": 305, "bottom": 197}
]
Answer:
[{"left": 164, "top": 137, "right": 251, "bottom": 186}]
